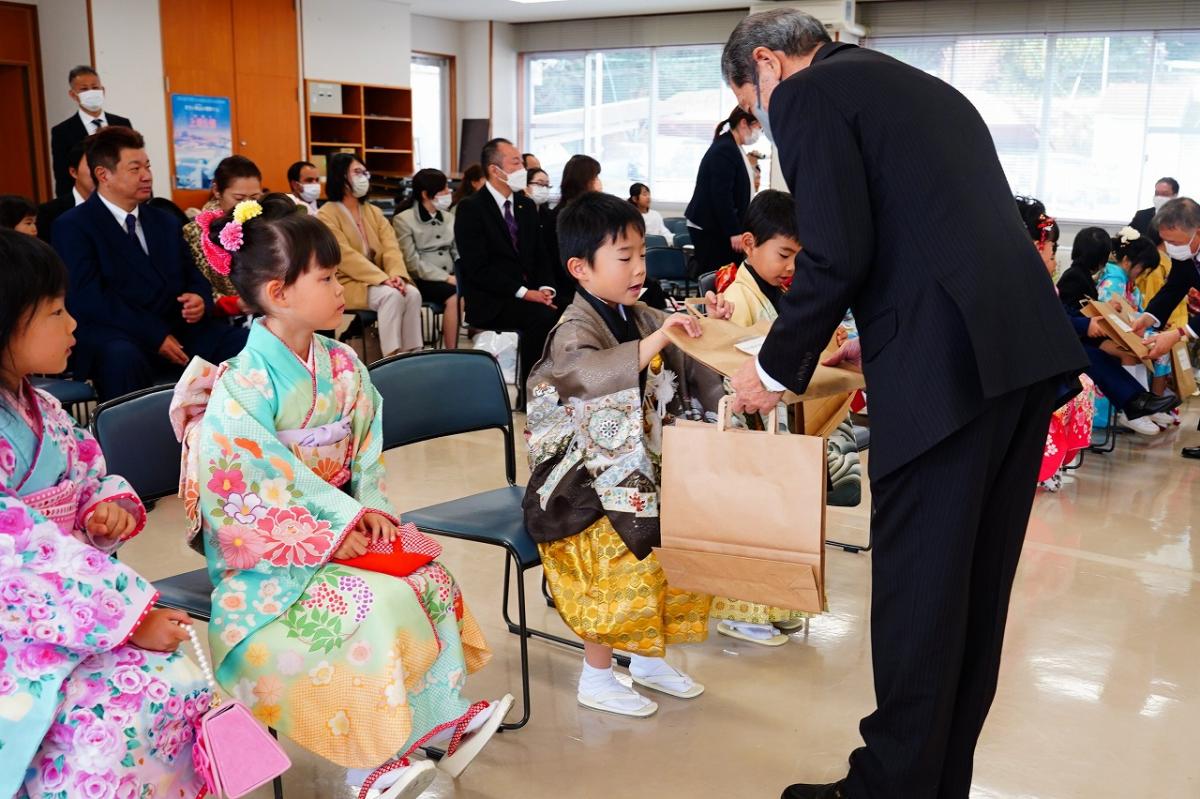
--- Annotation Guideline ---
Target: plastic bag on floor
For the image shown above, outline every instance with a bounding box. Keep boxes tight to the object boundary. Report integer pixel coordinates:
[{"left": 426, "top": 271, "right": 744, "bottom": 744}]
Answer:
[{"left": 473, "top": 331, "right": 519, "bottom": 385}]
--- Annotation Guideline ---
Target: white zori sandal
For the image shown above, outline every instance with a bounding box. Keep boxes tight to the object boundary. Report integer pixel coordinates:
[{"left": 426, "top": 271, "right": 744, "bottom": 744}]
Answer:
[
  {"left": 629, "top": 661, "right": 705, "bottom": 700},
  {"left": 353, "top": 759, "right": 438, "bottom": 799},
  {"left": 578, "top": 683, "right": 659, "bottom": 718},
  {"left": 433, "top": 694, "right": 516, "bottom": 779},
  {"left": 717, "top": 620, "right": 790, "bottom": 647}
]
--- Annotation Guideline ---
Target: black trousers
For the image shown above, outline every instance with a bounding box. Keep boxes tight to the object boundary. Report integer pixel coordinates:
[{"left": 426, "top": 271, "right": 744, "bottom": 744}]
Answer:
[
  {"left": 845, "top": 379, "right": 1058, "bottom": 799},
  {"left": 481, "top": 299, "right": 559, "bottom": 391}
]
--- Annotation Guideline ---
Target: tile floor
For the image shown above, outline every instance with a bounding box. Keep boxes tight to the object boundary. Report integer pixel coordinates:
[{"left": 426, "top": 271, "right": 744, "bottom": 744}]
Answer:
[{"left": 120, "top": 399, "right": 1200, "bottom": 799}]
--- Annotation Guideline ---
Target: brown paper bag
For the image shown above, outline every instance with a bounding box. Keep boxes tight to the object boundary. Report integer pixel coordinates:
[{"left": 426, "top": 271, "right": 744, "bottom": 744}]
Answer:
[
  {"left": 1080, "top": 299, "right": 1151, "bottom": 363},
  {"left": 663, "top": 308, "right": 865, "bottom": 402},
  {"left": 656, "top": 398, "right": 826, "bottom": 613},
  {"left": 1172, "top": 341, "right": 1197, "bottom": 397}
]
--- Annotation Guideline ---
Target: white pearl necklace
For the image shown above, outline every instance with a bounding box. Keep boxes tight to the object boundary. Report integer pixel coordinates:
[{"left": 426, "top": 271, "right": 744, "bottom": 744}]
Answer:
[{"left": 187, "top": 624, "right": 222, "bottom": 708}]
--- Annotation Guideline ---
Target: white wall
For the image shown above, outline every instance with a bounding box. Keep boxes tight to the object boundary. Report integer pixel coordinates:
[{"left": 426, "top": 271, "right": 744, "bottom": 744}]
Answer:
[
  {"left": 29, "top": 0, "right": 91, "bottom": 138},
  {"left": 513, "top": 9, "right": 746, "bottom": 52},
  {"left": 301, "top": 0, "right": 412, "bottom": 86},
  {"left": 460, "top": 21, "right": 491, "bottom": 122},
  {"left": 90, "top": 0, "right": 171, "bottom": 198},
  {"left": 490, "top": 22, "right": 518, "bottom": 141}
]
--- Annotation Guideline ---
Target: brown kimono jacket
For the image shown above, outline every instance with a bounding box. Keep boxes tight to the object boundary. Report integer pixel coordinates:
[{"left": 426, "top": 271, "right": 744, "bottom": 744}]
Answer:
[{"left": 523, "top": 293, "right": 724, "bottom": 559}]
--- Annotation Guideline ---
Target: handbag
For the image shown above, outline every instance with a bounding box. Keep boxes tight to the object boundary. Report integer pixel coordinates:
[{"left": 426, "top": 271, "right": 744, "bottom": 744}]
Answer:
[
  {"left": 188, "top": 625, "right": 292, "bottom": 798},
  {"left": 331, "top": 521, "right": 442, "bottom": 577}
]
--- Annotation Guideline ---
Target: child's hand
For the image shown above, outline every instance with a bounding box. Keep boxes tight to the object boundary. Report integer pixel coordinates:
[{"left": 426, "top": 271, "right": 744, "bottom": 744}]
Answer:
[
  {"left": 86, "top": 501, "right": 137, "bottom": 541},
  {"left": 1108, "top": 297, "right": 1125, "bottom": 313},
  {"left": 356, "top": 512, "right": 396, "bottom": 543},
  {"left": 130, "top": 608, "right": 191, "bottom": 652},
  {"left": 704, "top": 291, "right": 733, "bottom": 320},
  {"left": 333, "top": 529, "right": 370, "bottom": 560},
  {"left": 835, "top": 327, "right": 849, "bottom": 347},
  {"left": 660, "top": 313, "right": 702, "bottom": 339}
]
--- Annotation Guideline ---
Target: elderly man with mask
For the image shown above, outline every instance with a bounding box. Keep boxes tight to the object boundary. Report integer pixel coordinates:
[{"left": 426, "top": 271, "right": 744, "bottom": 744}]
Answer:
[
  {"left": 1128, "top": 176, "right": 1179, "bottom": 239},
  {"left": 721, "top": 10, "right": 1088, "bottom": 799}
]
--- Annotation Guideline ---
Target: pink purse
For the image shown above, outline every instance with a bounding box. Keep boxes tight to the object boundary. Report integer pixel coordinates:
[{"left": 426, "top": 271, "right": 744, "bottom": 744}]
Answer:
[{"left": 188, "top": 626, "right": 292, "bottom": 798}]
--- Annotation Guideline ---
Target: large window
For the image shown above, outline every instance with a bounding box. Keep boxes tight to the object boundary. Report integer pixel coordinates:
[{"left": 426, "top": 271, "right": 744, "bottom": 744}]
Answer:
[
  {"left": 524, "top": 45, "right": 738, "bottom": 204},
  {"left": 869, "top": 32, "right": 1200, "bottom": 222},
  {"left": 412, "top": 53, "right": 452, "bottom": 173}
]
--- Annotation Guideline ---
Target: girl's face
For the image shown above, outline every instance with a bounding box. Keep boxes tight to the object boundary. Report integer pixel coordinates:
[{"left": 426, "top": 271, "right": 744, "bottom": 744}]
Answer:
[
  {"left": 636, "top": 189, "right": 651, "bottom": 212},
  {"left": 741, "top": 233, "right": 799, "bottom": 286},
  {"left": 263, "top": 258, "right": 345, "bottom": 333},
  {"left": 6, "top": 295, "right": 77, "bottom": 381},
  {"left": 15, "top": 216, "right": 37, "bottom": 237},
  {"left": 216, "top": 176, "right": 262, "bottom": 213}
]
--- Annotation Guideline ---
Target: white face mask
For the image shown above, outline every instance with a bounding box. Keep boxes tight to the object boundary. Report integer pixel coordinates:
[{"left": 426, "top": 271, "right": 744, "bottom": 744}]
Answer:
[
  {"left": 433, "top": 192, "right": 453, "bottom": 212},
  {"left": 299, "top": 183, "right": 320, "bottom": 203},
  {"left": 1152, "top": 195, "right": 1172, "bottom": 212},
  {"left": 496, "top": 165, "right": 527, "bottom": 194},
  {"left": 350, "top": 174, "right": 370, "bottom": 198},
  {"left": 743, "top": 128, "right": 761, "bottom": 147},
  {"left": 78, "top": 89, "right": 104, "bottom": 113},
  {"left": 1164, "top": 231, "right": 1198, "bottom": 261},
  {"left": 528, "top": 185, "right": 551, "bottom": 206}
]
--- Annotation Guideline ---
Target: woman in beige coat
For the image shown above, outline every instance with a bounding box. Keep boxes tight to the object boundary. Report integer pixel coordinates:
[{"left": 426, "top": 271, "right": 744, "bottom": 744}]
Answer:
[{"left": 317, "top": 152, "right": 423, "bottom": 354}]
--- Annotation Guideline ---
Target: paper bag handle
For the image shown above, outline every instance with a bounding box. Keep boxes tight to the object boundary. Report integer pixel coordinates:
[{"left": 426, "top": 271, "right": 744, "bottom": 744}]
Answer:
[
  {"left": 716, "top": 395, "right": 779, "bottom": 434},
  {"left": 684, "top": 297, "right": 708, "bottom": 319}
]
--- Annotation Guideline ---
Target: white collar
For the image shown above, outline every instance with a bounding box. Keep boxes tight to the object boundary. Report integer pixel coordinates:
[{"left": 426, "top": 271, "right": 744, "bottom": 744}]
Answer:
[
  {"left": 72, "top": 187, "right": 86, "bottom": 206},
  {"left": 96, "top": 191, "right": 139, "bottom": 228},
  {"left": 78, "top": 108, "right": 108, "bottom": 130},
  {"left": 484, "top": 179, "right": 513, "bottom": 213}
]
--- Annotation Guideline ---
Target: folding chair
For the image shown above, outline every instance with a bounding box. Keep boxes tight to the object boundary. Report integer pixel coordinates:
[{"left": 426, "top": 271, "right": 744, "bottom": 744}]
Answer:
[
  {"left": 91, "top": 386, "right": 285, "bottom": 799},
  {"left": 454, "top": 259, "right": 525, "bottom": 409},
  {"left": 663, "top": 216, "right": 689, "bottom": 237},
  {"left": 34, "top": 376, "right": 96, "bottom": 425},
  {"left": 421, "top": 301, "right": 445, "bottom": 349},
  {"left": 646, "top": 246, "right": 692, "bottom": 298},
  {"left": 644, "top": 234, "right": 669, "bottom": 249},
  {"left": 369, "top": 349, "right": 625, "bottom": 732},
  {"left": 697, "top": 270, "right": 717, "bottom": 297}
]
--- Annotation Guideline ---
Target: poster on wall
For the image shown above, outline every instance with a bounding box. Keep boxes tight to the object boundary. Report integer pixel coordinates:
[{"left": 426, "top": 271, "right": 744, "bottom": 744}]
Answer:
[{"left": 171, "top": 94, "right": 232, "bottom": 190}]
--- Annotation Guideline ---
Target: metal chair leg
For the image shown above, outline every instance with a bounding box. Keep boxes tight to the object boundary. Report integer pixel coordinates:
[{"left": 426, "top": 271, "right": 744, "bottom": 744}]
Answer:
[
  {"left": 541, "top": 573, "right": 554, "bottom": 608},
  {"left": 1089, "top": 404, "right": 1118, "bottom": 453},
  {"left": 500, "top": 551, "right": 531, "bottom": 730},
  {"left": 269, "top": 728, "right": 284, "bottom": 798}
]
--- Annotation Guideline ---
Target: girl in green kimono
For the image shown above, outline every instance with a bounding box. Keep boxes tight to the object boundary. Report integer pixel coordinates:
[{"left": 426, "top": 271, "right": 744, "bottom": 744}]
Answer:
[{"left": 171, "top": 195, "right": 511, "bottom": 799}]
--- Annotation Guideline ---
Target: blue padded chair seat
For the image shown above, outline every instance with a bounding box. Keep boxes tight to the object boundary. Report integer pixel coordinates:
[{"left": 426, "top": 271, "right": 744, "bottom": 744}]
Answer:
[
  {"left": 154, "top": 568, "right": 215, "bottom": 621},
  {"left": 33, "top": 377, "right": 96, "bottom": 404},
  {"left": 403, "top": 485, "right": 539, "bottom": 569}
]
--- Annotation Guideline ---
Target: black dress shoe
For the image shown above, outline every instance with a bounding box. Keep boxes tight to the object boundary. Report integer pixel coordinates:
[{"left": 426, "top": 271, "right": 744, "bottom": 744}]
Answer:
[
  {"left": 1124, "top": 391, "right": 1182, "bottom": 420},
  {"left": 781, "top": 780, "right": 848, "bottom": 799},
  {"left": 1183, "top": 446, "right": 1200, "bottom": 460}
]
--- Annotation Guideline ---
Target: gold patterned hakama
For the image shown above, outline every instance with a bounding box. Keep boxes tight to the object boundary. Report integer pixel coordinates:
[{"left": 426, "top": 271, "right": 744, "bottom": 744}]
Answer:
[{"left": 539, "top": 517, "right": 711, "bottom": 657}]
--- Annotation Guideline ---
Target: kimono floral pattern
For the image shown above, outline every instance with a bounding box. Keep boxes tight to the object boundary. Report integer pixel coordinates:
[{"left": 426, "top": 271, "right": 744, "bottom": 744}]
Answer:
[
  {"left": 174, "top": 321, "right": 490, "bottom": 770},
  {"left": 0, "top": 385, "right": 207, "bottom": 799},
  {"left": 1039, "top": 373, "right": 1096, "bottom": 483}
]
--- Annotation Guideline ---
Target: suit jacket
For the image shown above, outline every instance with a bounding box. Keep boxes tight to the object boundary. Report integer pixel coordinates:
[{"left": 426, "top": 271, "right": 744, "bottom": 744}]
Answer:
[
  {"left": 453, "top": 186, "right": 556, "bottom": 326},
  {"left": 758, "top": 42, "right": 1088, "bottom": 479},
  {"left": 1145, "top": 255, "right": 1200, "bottom": 326},
  {"left": 316, "top": 200, "right": 412, "bottom": 310},
  {"left": 53, "top": 192, "right": 211, "bottom": 377},
  {"left": 1129, "top": 207, "right": 1154, "bottom": 237},
  {"left": 35, "top": 193, "right": 77, "bottom": 244},
  {"left": 50, "top": 112, "right": 132, "bottom": 199},
  {"left": 684, "top": 131, "right": 752, "bottom": 239}
]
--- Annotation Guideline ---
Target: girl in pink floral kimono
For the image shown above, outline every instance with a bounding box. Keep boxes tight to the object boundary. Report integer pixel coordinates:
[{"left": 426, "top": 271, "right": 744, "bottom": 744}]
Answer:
[{"left": 0, "top": 229, "right": 210, "bottom": 799}]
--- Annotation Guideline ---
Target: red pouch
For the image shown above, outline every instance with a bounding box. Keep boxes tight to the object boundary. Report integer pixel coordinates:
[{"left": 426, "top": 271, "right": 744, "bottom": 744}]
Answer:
[{"left": 332, "top": 522, "right": 442, "bottom": 577}]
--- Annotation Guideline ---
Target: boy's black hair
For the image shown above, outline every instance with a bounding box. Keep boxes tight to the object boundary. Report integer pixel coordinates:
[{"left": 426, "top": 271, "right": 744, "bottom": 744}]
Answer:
[
  {"left": 0, "top": 196, "right": 37, "bottom": 230},
  {"left": 557, "top": 191, "right": 646, "bottom": 265},
  {"left": 0, "top": 230, "right": 68, "bottom": 379},
  {"left": 742, "top": 189, "right": 798, "bottom": 245},
  {"left": 1070, "top": 227, "right": 1112, "bottom": 276}
]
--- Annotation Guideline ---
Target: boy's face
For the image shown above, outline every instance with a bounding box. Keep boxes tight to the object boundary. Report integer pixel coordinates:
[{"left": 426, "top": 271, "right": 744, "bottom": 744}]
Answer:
[
  {"left": 569, "top": 224, "right": 647, "bottom": 306},
  {"left": 742, "top": 233, "right": 799, "bottom": 286}
]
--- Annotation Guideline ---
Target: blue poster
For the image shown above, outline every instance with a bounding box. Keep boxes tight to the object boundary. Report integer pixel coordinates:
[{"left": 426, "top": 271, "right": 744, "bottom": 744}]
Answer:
[{"left": 171, "top": 94, "right": 233, "bottom": 190}]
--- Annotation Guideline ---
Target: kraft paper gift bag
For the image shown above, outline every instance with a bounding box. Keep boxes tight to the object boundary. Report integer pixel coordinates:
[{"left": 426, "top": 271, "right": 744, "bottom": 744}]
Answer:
[
  {"left": 656, "top": 398, "right": 826, "bottom": 613},
  {"left": 1172, "top": 340, "right": 1196, "bottom": 398},
  {"left": 1080, "top": 299, "right": 1151, "bottom": 365}
]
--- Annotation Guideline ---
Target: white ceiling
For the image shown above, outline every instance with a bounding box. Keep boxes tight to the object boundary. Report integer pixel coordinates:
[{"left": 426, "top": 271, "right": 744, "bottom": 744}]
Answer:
[{"left": 404, "top": 0, "right": 749, "bottom": 24}]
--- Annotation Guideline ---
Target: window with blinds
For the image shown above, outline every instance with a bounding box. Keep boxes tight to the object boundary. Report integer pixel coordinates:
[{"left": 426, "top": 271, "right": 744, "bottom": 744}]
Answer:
[
  {"left": 868, "top": 31, "right": 1200, "bottom": 222},
  {"left": 524, "top": 45, "right": 738, "bottom": 204}
]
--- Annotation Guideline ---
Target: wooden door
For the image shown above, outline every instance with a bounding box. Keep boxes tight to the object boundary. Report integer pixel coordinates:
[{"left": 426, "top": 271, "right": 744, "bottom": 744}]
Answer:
[
  {"left": 0, "top": 2, "right": 49, "bottom": 201},
  {"left": 231, "top": 0, "right": 300, "bottom": 194}
]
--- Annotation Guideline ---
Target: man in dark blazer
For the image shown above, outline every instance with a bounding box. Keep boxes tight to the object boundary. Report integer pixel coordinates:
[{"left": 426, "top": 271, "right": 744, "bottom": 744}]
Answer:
[
  {"left": 1128, "top": 176, "right": 1179, "bottom": 239},
  {"left": 53, "top": 126, "right": 246, "bottom": 401},
  {"left": 684, "top": 114, "right": 755, "bottom": 273},
  {"left": 453, "top": 137, "right": 558, "bottom": 392},
  {"left": 721, "top": 11, "right": 1089, "bottom": 799},
  {"left": 1135, "top": 196, "right": 1200, "bottom": 459},
  {"left": 50, "top": 66, "right": 131, "bottom": 199},
  {"left": 37, "top": 139, "right": 93, "bottom": 244}
]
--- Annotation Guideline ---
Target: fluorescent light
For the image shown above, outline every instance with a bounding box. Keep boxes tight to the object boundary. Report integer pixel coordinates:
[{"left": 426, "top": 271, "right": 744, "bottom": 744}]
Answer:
[{"left": 508, "top": 0, "right": 568, "bottom": 4}]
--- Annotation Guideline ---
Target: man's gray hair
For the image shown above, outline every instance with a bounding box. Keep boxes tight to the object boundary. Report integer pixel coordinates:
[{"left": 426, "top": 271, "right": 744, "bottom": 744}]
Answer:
[
  {"left": 721, "top": 9, "right": 832, "bottom": 87},
  {"left": 1152, "top": 197, "right": 1200, "bottom": 232}
]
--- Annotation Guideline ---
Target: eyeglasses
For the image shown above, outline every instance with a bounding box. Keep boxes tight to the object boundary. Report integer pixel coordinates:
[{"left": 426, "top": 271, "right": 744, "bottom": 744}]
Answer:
[
  {"left": 530, "top": 181, "right": 551, "bottom": 188},
  {"left": 351, "top": 170, "right": 371, "bottom": 179}
]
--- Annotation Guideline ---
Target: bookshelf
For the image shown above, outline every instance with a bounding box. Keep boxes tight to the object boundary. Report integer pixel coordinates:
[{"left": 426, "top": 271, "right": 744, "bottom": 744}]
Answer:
[{"left": 305, "top": 80, "right": 414, "bottom": 197}]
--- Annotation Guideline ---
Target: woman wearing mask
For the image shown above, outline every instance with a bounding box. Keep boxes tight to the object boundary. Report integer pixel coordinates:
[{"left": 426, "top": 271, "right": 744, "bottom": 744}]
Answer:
[
  {"left": 684, "top": 108, "right": 761, "bottom": 273},
  {"left": 393, "top": 168, "right": 461, "bottom": 348},
  {"left": 318, "top": 152, "right": 424, "bottom": 355},
  {"left": 528, "top": 167, "right": 560, "bottom": 300}
]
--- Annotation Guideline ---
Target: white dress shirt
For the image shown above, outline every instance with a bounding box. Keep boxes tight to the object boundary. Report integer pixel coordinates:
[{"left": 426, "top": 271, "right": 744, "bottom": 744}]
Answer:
[
  {"left": 642, "top": 208, "right": 674, "bottom": 246},
  {"left": 290, "top": 192, "right": 317, "bottom": 216},
  {"left": 78, "top": 108, "right": 109, "bottom": 134},
  {"left": 72, "top": 187, "right": 86, "bottom": 207},
  {"left": 96, "top": 191, "right": 147, "bottom": 254},
  {"left": 483, "top": 180, "right": 554, "bottom": 300}
]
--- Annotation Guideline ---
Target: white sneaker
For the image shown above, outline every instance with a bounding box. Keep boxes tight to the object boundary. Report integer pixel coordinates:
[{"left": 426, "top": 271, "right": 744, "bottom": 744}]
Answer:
[
  {"left": 1150, "top": 412, "right": 1175, "bottom": 428},
  {"left": 1117, "top": 412, "right": 1160, "bottom": 436}
]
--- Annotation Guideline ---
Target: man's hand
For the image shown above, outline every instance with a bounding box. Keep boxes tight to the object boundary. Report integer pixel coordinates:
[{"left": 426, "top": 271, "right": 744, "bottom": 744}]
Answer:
[
  {"left": 333, "top": 529, "right": 370, "bottom": 560},
  {"left": 158, "top": 335, "right": 188, "bottom": 366},
  {"left": 385, "top": 276, "right": 408, "bottom": 294},
  {"left": 1146, "top": 330, "right": 1181, "bottom": 360},
  {"left": 1132, "top": 313, "right": 1157, "bottom": 334},
  {"left": 178, "top": 293, "right": 205, "bottom": 323},
  {"left": 729, "top": 235, "right": 744, "bottom": 254},
  {"left": 822, "top": 337, "right": 863, "bottom": 372},
  {"left": 86, "top": 502, "right": 137, "bottom": 541},
  {"left": 356, "top": 512, "right": 396, "bottom": 544},
  {"left": 130, "top": 608, "right": 191, "bottom": 652},
  {"left": 729, "top": 357, "right": 784, "bottom": 415},
  {"left": 1087, "top": 317, "right": 1107, "bottom": 339},
  {"left": 704, "top": 291, "right": 733, "bottom": 320},
  {"left": 522, "top": 289, "right": 557, "bottom": 309}
]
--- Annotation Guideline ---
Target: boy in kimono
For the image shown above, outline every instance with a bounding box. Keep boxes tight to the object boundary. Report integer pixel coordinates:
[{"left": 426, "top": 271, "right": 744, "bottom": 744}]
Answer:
[{"left": 523, "top": 191, "right": 729, "bottom": 717}]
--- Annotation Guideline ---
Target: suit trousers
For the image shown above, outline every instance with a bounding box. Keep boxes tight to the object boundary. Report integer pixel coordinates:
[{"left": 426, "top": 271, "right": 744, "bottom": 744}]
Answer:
[
  {"left": 483, "top": 299, "right": 560, "bottom": 391},
  {"left": 1081, "top": 343, "right": 1141, "bottom": 411},
  {"left": 845, "top": 378, "right": 1058, "bottom": 799},
  {"left": 367, "top": 283, "right": 424, "bottom": 355}
]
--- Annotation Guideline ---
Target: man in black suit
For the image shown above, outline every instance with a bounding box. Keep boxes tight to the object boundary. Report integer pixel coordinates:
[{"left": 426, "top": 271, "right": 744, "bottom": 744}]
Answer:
[
  {"left": 1135, "top": 197, "right": 1200, "bottom": 459},
  {"left": 721, "top": 11, "right": 1088, "bottom": 799},
  {"left": 53, "top": 126, "right": 246, "bottom": 400},
  {"left": 37, "top": 139, "right": 93, "bottom": 243},
  {"left": 454, "top": 137, "right": 558, "bottom": 391},
  {"left": 50, "top": 66, "right": 132, "bottom": 199},
  {"left": 1128, "top": 176, "right": 1179, "bottom": 240}
]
